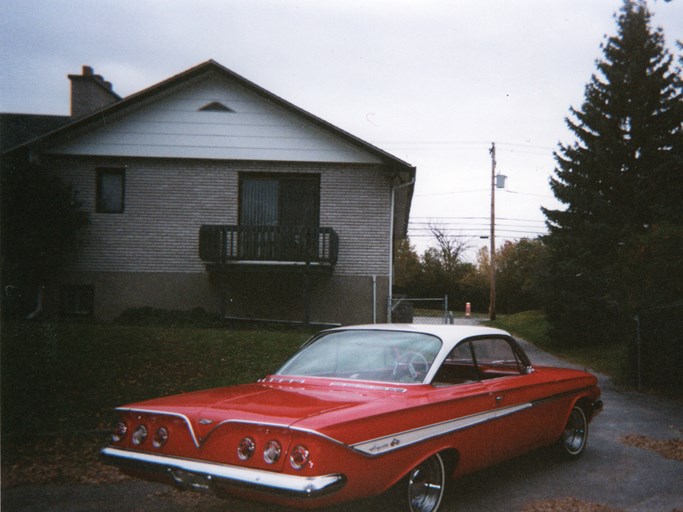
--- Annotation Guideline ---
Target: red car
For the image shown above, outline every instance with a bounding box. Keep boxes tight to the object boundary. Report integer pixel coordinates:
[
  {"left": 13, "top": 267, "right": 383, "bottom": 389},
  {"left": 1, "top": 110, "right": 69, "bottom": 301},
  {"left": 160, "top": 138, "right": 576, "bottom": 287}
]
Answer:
[{"left": 102, "top": 324, "right": 602, "bottom": 512}]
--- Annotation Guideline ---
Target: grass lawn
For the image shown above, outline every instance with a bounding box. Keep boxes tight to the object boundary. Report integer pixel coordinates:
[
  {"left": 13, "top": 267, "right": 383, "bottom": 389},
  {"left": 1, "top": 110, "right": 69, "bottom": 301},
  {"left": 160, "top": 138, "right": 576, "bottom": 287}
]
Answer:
[
  {"left": 1, "top": 320, "right": 314, "bottom": 487},
  {"left": 0, "top": 313, "right": 637, "bottom": 488},
  {"left": 490, "top": 310, "right": 628, "bottom": 381}
]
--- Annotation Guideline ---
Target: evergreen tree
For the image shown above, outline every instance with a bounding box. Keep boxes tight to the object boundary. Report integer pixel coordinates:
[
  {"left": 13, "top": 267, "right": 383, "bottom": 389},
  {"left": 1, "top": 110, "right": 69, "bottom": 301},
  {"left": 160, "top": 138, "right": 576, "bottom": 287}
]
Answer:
[
  {"left": 393, "top": 238, "right": 422, "bottom": 293},
  {"left": 1, "top": 156, "right": 90, "bottom": 317},
  {"left": 542, "top": 0, "right": 682, "bottom": 345},
  {"left": 496, "top": 239, "right": 547, "bottom": 314}
]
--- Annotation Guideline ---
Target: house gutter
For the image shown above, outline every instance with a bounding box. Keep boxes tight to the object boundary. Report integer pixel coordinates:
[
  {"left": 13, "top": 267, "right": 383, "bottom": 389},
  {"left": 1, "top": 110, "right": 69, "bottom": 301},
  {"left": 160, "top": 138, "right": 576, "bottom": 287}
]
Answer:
[{"left": 388, "top": 176, "right": 416, "bottom": 323}]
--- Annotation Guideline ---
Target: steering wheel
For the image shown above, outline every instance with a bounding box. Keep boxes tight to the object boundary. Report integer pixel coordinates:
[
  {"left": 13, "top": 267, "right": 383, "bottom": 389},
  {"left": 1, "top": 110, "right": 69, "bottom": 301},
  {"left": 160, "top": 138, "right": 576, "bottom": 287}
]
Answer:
[{"left": 393, "top": 351, "right": 430, "bottom": 382}]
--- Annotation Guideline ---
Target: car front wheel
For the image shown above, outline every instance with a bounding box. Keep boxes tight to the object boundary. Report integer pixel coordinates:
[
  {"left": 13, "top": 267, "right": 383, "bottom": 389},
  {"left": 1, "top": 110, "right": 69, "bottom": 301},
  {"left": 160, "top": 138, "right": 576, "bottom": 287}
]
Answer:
[
  {"left": 559, "top": 405, "right": 588, "bottom": 459},
  {"left": 405, "top": 452, "right": 446, "bottom": 512}
]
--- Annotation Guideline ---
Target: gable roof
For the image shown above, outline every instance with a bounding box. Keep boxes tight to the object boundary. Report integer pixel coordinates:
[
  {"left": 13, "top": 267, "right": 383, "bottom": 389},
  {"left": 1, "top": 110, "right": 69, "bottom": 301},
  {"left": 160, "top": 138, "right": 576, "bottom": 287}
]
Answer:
[
  {"left": 6, "top": 60, "right": 414, "bottom": 173},
  {"left": 3, "top": 60, "right": 415, "bottom": 237}
]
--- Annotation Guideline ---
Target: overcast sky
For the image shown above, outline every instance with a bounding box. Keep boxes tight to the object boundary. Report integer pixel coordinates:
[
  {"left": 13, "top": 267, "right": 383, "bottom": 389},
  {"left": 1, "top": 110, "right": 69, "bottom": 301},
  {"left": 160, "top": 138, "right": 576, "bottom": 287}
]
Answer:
[{"left": 2, "top": 0, "right": 681, "bottom": 259}]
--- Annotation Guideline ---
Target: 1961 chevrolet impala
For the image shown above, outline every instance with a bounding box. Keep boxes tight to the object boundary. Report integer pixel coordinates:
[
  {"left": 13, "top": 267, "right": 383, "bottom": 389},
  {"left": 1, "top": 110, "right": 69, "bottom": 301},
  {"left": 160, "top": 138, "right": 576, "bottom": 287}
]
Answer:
[{"left": 102, "top": 324, "right": 602, "bottom": 512}]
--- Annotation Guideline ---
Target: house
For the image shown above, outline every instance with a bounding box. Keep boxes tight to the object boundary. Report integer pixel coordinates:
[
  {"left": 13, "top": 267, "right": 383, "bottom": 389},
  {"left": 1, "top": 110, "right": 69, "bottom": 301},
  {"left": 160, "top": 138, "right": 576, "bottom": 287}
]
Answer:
[{"left": 1, "top": 60, "right": 415, "bottom": 325}]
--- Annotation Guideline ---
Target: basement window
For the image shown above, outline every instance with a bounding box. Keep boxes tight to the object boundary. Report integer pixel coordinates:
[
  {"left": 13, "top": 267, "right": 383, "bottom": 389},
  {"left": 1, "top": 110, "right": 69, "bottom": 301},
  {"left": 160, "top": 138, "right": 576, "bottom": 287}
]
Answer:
[
  {"left": 198, "top": 101, "right": 235, "bottom": 113},
  {"left": 60, "top": 285, "right": 94, "bottom": 317}
]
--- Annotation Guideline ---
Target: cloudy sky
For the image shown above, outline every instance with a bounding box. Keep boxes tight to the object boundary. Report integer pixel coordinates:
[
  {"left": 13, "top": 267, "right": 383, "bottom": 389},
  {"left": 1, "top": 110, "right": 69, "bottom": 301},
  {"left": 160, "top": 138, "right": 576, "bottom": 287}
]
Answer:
[{"left": 2, "top": 0, "right": 681, "bottom": 259}]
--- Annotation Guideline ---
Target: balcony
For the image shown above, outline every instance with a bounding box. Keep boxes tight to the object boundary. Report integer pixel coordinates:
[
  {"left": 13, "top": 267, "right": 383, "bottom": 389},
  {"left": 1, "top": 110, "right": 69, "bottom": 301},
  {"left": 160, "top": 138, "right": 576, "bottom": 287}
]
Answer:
[{"left": 199, "top": 225, "right": 339, "bottom": 273}]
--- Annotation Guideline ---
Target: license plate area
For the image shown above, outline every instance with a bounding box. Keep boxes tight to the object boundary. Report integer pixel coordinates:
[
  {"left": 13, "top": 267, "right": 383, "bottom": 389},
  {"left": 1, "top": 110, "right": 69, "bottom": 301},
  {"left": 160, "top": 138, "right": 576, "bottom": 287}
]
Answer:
[{"left": 169, "top": 468, "right": 212, "bottom": 492}]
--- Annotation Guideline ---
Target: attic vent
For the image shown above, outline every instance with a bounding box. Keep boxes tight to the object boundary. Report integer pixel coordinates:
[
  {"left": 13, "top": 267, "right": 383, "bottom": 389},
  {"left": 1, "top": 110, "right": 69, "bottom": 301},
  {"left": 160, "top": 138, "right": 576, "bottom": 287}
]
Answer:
[{"left": 198, "top": 101, "right": 234, "bottom": 113}]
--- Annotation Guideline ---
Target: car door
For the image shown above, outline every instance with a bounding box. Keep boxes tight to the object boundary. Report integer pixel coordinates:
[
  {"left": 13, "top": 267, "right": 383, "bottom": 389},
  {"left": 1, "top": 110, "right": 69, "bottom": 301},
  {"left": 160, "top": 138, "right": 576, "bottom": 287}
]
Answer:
[
  {"left": 429, "top": 340, "right": 502, "bottom": 474},
  {"left": 470, "top": 336, "right": 550, "bottom": 463}
]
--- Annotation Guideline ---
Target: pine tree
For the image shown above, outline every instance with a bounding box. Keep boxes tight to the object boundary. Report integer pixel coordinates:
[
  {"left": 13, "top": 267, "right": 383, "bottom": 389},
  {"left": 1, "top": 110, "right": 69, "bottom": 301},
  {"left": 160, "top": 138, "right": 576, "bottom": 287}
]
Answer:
[{"left": 542, "top": 0, "right": 682, "bottom": 345}]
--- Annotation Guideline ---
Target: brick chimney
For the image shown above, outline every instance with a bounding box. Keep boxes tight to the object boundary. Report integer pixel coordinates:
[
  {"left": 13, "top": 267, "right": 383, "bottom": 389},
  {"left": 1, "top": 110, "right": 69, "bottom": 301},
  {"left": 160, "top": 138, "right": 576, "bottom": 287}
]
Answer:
[{"left": 68, "top": 65, "right": 121, "bottom": 118}]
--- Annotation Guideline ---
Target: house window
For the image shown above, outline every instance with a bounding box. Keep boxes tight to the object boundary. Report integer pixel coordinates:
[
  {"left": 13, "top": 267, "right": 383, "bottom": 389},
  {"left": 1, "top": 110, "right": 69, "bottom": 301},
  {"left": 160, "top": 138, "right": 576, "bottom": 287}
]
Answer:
[
  {"left": 60, "top": 285, "right": 94, "bottom": 316},
  {"left": 96, "top": 168, "right": 125, "bottom": 213},
  {"left": 238, "top": 173, "right": 321, "bottom": 261},
  {"left": 239, "top": 174, "right": 320, "bottom": 228}
]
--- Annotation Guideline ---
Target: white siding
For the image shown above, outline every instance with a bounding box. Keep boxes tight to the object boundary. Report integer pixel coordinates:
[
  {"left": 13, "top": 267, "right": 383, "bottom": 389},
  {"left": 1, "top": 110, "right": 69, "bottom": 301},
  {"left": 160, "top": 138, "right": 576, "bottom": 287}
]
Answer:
[
  {"left": 50, "top": 74, "right": 381, "bottom": 164},
  {"left": 52, "top": 158, "right": 391, "bottom": 276}
]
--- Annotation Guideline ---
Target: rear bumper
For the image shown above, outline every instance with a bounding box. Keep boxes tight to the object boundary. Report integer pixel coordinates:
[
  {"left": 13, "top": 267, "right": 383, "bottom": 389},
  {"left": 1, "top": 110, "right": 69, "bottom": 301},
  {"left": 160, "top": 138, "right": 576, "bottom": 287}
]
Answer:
[{"left": 101, "top": 447, "right": 344, "bottom": 498}]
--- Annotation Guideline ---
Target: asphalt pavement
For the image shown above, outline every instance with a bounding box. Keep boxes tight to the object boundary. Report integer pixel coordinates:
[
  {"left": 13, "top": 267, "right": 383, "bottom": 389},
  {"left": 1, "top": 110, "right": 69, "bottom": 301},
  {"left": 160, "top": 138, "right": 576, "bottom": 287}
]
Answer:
[{"left": 3, "top": 321, "right": 682, "bottom": 512}]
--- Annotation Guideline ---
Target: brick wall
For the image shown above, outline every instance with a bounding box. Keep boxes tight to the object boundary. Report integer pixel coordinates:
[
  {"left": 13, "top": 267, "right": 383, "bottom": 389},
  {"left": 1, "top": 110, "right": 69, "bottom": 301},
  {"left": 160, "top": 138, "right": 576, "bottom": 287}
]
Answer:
[{"left": 50, "top": 156, "right": 392, "bottom": 278}]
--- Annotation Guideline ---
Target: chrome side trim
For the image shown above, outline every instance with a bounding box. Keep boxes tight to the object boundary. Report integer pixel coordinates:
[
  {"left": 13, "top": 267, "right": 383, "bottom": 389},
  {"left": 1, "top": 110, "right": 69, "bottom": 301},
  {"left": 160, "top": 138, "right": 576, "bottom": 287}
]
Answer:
[
  {"left": 351, "top": 388, "right": 597, "bottom": 456},
  {"left": 351, "top": 402, "right": 532, "bottom": 455},
  {"left": 261, "top": 377, "right": 307, "bottom": 384},
  {"left": 328, "top": 381, "right": 407, "bottom": 393},
  {"left": 101, "top": 447, "right": 344, "bottom": 497}
]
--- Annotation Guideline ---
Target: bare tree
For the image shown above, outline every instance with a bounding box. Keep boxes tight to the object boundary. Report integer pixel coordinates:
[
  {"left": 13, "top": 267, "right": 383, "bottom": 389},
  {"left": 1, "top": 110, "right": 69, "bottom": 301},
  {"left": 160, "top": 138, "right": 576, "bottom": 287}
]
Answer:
[{"left": 428, "top": 223, "right": 470, "bottom": 273}]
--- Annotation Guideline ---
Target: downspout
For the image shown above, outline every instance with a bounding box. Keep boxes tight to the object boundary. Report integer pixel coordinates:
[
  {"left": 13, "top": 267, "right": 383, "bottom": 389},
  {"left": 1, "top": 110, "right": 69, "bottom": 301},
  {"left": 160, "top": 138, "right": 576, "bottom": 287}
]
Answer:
[
  {"left": 372, "top": 275, "right": 377, "bottom": 324},
  {"left": 26, "top": 285, "right": 45, "bottom": 320},
  {"left": 388, "top": 176, "right": 416, "bottom": 323}
]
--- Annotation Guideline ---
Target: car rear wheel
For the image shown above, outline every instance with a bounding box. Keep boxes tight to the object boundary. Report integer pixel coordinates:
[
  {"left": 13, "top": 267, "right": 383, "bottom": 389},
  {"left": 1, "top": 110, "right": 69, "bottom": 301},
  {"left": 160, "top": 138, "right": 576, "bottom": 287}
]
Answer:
[
  {"left": 405, "top": 453, "right": 446, "bottom": 512},
  {"left": 559, "top": 405, "right": 588, "bottom": 459}
]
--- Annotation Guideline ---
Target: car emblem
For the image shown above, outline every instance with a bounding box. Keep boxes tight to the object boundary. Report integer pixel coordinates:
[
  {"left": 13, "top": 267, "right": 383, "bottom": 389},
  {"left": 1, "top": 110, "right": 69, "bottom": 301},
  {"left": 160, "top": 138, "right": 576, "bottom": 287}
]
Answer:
[
  {"left": 198, "top": 419, "right": 213, "bottom": 425},
  {"left": 390, "top": 438, "right": 400, "bottom": 447}
]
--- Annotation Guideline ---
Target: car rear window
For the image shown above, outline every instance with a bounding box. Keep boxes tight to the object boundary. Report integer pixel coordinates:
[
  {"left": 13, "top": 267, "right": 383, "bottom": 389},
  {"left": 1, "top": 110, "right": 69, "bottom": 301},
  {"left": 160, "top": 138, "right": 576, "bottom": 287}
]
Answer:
[{"left": 276, "top": 330, "right": 442, "bottom": 384}]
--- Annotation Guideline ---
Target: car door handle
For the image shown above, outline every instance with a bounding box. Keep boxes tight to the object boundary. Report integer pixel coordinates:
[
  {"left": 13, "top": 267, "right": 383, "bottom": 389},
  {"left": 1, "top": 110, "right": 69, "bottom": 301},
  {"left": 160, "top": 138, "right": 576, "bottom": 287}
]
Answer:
[{"left": 495, "top": 395, "right": 504, "bottom": 405}]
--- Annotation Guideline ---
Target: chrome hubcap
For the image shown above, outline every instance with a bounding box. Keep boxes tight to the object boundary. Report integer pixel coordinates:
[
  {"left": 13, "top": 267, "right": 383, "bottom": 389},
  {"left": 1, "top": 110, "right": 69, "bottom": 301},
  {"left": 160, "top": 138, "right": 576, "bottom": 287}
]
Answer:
[
  {"left": 564, "top": 408, "right": 587, "bottom": 454},
  {"left": 408, "top": 455, "right": 445, "bottom": 512}
]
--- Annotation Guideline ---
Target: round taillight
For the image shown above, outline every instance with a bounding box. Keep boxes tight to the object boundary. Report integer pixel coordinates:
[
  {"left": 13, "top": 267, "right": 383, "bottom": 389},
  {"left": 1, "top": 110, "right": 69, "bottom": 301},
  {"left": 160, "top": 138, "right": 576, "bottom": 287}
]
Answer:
[
  {"left": 153, "top": 427, "right": 169, "bottom": 448},
  {"left": 289, "top": 445, "right": 310, "bottom": 470},
  {"left": 263, "top": 440, "right": 282, "bottom": 464},
  {"left": 131, "top": 424, "right": 148, "bottom": 445},
  {"left": 237, "top": 437, "right": 255, "bottom": 461},
  {"left": 112, "top": 422, "right": 127, "bottom": 442}
]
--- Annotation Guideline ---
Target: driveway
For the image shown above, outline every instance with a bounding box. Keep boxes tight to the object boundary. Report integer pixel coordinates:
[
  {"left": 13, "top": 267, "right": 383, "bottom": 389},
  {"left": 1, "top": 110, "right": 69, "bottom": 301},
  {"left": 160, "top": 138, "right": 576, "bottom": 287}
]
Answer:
[{"left": 3, "top": 326, "right": 682, "bottom": 512}]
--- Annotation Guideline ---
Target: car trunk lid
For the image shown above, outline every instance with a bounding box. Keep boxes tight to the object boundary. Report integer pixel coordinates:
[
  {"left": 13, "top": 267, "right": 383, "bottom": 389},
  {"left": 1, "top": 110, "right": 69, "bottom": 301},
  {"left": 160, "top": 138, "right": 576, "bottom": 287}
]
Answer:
[{"left": 124, "top": 379, "right": 387, "bottom": 440}]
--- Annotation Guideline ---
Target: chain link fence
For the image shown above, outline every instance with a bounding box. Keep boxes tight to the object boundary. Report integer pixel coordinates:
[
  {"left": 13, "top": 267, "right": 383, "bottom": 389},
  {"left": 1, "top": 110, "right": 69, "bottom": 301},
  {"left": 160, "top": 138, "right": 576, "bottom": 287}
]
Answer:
[{"left": 391, "top": 296, "right": 454, "bottom": 324}]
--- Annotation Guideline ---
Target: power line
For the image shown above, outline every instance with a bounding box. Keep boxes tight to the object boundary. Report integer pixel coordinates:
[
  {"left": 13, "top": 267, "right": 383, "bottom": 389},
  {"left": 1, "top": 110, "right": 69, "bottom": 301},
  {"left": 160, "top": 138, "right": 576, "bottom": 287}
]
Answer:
[
  {"left": 409, "top": 219, "right": 547, "bottom": 231},
  {"left": 371, "top": 139, "right": 555, "bottom": 152},
  {"left": 503, "top": 189, "right": 555, "bottom": 199},
  {"left": 409, "top": 229, "right": 547, "bottom": 236},
  {"left": 409, "top": 232, "right": 548, "bottom": 238},
  {"left": 410, "top": 216, "right": 546, "bottom": 223},
  {"left": 408, "top": 224, "right": 547, "bottom": 233},
  {"left": 415, "top": 189, "right": 489, "bottom": 197},
  {"left": 415, "top": 188, "right": 556, "bottom": 199}
]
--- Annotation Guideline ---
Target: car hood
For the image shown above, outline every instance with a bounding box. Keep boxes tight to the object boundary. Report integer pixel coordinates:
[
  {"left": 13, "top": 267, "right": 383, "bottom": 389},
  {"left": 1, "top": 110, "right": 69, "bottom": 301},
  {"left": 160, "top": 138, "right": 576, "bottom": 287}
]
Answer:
[{"left": 122, "top": 378, "right": 410, "bottom": 441}]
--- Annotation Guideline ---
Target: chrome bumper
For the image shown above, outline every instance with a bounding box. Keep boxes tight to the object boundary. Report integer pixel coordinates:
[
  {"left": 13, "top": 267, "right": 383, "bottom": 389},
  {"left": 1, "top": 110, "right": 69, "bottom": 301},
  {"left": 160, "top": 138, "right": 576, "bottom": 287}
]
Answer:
[{"left": 101, "top": 447, "right": 344, "bottom": 498}]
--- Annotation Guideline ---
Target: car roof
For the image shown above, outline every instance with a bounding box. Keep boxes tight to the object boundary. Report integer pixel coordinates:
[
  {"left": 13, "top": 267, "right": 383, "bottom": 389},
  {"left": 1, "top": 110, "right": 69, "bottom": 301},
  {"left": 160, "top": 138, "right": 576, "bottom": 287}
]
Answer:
[
  {"left": 300, "top": 324, "right": 524, "bottom": 386},
  {"left": 324, "top": 323, "right": 512, "bottom": 346}
]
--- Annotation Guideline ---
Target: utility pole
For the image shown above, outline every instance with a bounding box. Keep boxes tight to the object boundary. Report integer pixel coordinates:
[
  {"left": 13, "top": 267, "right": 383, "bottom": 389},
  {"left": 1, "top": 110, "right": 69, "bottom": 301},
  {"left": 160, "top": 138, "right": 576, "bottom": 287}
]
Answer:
[{"left": 489, "top": 142, "right": 497, "bottom": 321}]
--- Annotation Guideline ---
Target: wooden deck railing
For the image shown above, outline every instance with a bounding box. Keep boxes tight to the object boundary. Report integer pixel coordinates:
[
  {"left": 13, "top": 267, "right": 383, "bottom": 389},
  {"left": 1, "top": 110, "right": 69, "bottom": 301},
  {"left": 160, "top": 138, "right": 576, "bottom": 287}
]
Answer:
[{"left": 199, "top": 225, "right": 339, "bottom": 266}]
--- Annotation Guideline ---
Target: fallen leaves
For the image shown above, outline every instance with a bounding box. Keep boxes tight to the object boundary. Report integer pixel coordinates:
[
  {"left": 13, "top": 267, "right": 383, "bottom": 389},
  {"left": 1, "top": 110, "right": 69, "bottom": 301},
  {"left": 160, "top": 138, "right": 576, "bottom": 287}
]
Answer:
[
  {"left": 1, "top": 434, "right": 128, "bottom": 488},
  {"left": 521, "top": 497, "right": 624, "bottom": 512},
  {"left": 621, "top": 434, "right": 683, "bottom": 462}
]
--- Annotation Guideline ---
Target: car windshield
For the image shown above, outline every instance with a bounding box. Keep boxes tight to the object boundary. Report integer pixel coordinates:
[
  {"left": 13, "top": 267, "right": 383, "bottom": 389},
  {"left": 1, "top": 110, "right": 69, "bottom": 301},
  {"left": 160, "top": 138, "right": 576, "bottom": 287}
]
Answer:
[{"left": 276, "top": 330, "right": 442, "bottom": 384}]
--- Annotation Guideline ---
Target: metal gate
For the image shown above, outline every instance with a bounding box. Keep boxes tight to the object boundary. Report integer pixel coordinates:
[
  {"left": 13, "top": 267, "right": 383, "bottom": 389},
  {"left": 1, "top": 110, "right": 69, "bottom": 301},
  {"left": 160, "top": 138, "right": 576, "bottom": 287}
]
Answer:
[{"left": 390, "top": 295, "right": 452, "bottom": 324}]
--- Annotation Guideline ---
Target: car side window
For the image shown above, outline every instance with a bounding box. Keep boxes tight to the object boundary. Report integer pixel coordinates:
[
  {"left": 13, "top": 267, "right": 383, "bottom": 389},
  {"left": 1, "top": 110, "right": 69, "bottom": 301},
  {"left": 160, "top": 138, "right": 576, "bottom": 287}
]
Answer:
[
  {"left": 470, "top": 338, "right": 524, "bottom": 378},
  {"left": 432, "top": 342, "right": 480, "bottom": 386}
]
